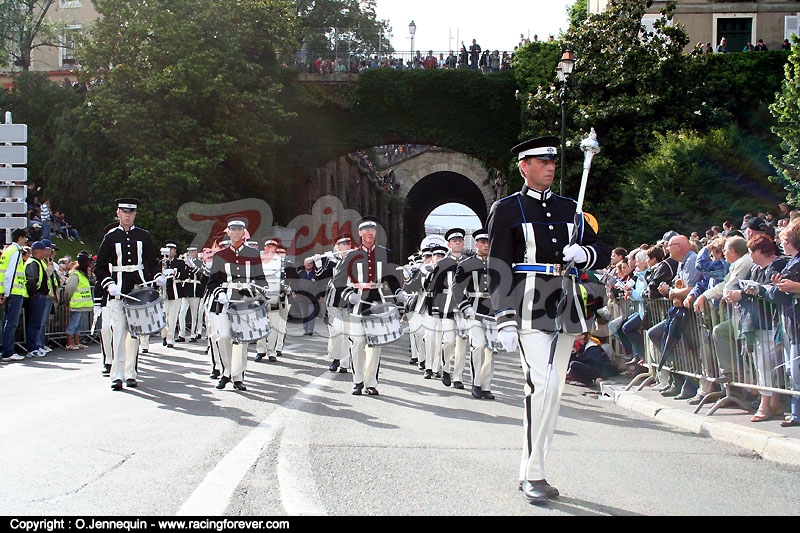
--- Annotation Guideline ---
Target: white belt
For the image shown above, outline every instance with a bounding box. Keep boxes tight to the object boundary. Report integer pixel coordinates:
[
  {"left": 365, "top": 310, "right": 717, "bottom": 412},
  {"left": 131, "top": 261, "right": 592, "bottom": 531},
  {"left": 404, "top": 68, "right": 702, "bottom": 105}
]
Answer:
[
  {"left": 468, "top": 292, "right": 490, "bottom": 298},
  {"left": 221, "top": 281, "right": 254, "bottom": 290},
  {"left": 110, "top": 265, "right": 144, "bottom": 273},
  {"left": 181, "top": 280, "right": 201, "bottom": 284}
]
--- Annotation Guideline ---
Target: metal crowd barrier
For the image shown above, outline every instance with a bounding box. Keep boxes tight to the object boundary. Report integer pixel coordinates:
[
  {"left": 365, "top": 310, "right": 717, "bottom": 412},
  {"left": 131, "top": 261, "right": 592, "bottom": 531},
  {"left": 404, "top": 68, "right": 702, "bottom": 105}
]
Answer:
[
  {"left": 0, "top": 287, "right": 100, "bottom": 354},
  {"left": 610, "top": 293, "right": 800, "bottom": 416}
]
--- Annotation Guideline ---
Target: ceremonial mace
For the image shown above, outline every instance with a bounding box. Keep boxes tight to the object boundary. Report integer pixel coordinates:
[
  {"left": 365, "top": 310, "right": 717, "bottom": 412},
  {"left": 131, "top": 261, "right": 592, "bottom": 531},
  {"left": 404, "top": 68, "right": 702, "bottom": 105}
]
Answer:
[{"left": 540, "top": 128, "right": 600, "bottom": 414}]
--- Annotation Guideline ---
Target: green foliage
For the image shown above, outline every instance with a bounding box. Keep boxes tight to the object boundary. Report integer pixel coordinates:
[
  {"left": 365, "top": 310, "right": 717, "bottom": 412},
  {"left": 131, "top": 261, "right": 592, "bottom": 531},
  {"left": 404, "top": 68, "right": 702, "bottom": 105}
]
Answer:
[
  {"left": 0, "top": 0, "right": 63, "bottom": 71},
  {"left": 621, "top": 126, "right": 784, "bottom": 246},
  {"left": 568, "top": 0, "right": 589, "bottom": 30},
  {"left": 75, "top": 0, "right": 298, "bottom": 241},
  {"left": 293, "top": 0, "right": 392, "bottom": 58},
  {"left": 769, "top": 41, "right": 800, "bottom": 204}
]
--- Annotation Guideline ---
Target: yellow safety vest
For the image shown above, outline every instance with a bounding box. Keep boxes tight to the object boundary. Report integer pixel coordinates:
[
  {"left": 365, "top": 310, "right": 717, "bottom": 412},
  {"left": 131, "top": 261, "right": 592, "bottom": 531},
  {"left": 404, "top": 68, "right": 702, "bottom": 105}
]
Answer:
[
  {"left": 69, "top": 271, "right": 93, "bottom": 310},
  {"left": 25, "top": 257, "right": 48, "bottom": 295},
  {"left": 0, "top": 244, "right": 28, "bottom": 297}
]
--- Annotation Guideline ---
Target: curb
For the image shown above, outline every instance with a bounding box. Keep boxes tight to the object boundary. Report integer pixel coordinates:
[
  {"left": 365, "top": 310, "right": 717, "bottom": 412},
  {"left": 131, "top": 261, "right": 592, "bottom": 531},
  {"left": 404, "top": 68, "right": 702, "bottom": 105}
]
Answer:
[{"left": 601, "top": 383, "right": 800, "bottom": 468}]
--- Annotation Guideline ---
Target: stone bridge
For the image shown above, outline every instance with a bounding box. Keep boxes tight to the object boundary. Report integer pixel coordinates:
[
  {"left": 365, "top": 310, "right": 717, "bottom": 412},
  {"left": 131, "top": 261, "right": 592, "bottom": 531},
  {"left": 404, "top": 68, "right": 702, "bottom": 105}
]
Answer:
[{"left": 308, "top": 146, "right": 507, "bottom": 259}]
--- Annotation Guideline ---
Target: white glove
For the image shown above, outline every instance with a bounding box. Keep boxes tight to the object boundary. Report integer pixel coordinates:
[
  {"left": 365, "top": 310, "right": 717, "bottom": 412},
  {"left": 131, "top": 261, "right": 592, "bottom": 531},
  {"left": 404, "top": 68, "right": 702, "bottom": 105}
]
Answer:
[
  {"left": 162, "top": 268, "right": 175, "bottom": 277},
  {"left": 562, "top": 243, "right": 588, "bottom": 263},
  {"left": 402, "top": 265, "right": 413, "bottom": 278},
  {"left": 107, "top": 283, "right": 121, "bottom": 297},
  {"left": 396, "top": 291, "right": 409, "bottom": 304},
  {"left": 93, "top": 305, "right": 101, "bottom": 318},
  {"left": 217, "top": 292, "right": 229, "bottom": 305},
  {"left": 348, "top": 292, "right": 360, "bottom": 305},
  {"left": 463, "top": 307, "right": 476, "bottom": 320},
  {"left": 314, "top": 258, "right": 323, "bottom": 269},
  {"left": 498, "top": 326, "right": 519, "bottom": 352},
  {"left": 155, "top": 275, "right": 168, "bottom": 287}
]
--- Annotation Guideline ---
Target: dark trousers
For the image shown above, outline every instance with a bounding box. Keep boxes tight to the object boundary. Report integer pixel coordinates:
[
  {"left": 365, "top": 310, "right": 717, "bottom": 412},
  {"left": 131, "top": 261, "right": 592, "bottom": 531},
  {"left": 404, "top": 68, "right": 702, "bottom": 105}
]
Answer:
[
  {"left": 2, "top": 295, "right": 24, "bottom": 357},
  {"left": 25, "top": 294, "right": 47, "bottom": 352}
]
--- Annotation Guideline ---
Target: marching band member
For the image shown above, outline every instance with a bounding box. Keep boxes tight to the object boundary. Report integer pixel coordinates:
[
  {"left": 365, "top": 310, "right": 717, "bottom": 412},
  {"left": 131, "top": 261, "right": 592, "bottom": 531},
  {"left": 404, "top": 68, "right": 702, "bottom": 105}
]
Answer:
[
  {"left": 453, "top": 228, "right": 496, "bottom": 399},
  {"left": 487, "top": 136, "right": 609, "bottom": 504},
  {"left": 429, "top": 228, "right": 470, "bottom": 389},
  {"left": 94, "top": 198, "right": 165, "bottom": 391},
  {"left": 205, "top": 217, "right": 268, "bottom": 391},
  {"left": 160, "top": 241, "right": 187, "bottom": 348},
  {"left": 200, "top": 243, "right": 222, "bottom": 378},
  {"left": 255, "top": 238, "right": 290, "bottom": 363},
  {"left": 321, "top": 233, "right": 354, "bottom": 373},
  {"left": 277, "top": 245, "right": 296, "bottom": 357},
  {"left": 337, "top": 216, "right": 401, "bottom": 396},
  {"left": 178, "top": 246, "right": 207, "bottom": 342},
  {"left": 400, "top": 250, "right": 427, "bottom": 366},
  {"left": 421, "top": 245, "right": 447, "bottom": 378}
]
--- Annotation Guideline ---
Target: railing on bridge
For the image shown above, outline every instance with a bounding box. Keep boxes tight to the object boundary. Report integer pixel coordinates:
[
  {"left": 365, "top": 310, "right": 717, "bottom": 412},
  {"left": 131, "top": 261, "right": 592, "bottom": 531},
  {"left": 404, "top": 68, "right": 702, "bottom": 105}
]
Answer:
[{"left": 280, "top": 50, "right": 514, "bottom": 74}]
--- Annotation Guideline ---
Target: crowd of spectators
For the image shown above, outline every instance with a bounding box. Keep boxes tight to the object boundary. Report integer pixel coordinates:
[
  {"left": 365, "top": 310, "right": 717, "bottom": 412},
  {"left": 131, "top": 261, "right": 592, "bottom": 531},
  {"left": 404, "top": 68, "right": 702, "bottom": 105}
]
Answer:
[
  {"left": 25, "top": 183, "right": 84, "bottom": 244},
  {"left": 594, "top": 204, "right": 800, "bottom": 429}
]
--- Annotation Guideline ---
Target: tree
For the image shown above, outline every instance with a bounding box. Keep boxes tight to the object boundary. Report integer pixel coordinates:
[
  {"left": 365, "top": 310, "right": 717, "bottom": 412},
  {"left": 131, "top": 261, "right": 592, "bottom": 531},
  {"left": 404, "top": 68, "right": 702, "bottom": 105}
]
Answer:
[
  {"left": 769, "top": 39, "right": 800, "bottom": 204},
  {"left": 75, "top": 0, "right": 298, "bottom": 240},
  {"left": 293, "top": 0, "right": 392, "bottom": 65},
  {"left": 0, "top": 0, "right": 64, "bottom": 72},
  {"left": 568, "top": 0, "right": 589, "bottom": 31},
  {"left": 517, "top": 0, "right": 709, "bottom": 244}
]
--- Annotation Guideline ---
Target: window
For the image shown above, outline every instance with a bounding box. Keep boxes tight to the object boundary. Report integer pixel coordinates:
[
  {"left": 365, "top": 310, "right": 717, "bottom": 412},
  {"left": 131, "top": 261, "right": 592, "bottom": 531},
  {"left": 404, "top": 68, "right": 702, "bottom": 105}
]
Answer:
[{"left": 61, "top": 26, "right": 80, "bottom": 66}]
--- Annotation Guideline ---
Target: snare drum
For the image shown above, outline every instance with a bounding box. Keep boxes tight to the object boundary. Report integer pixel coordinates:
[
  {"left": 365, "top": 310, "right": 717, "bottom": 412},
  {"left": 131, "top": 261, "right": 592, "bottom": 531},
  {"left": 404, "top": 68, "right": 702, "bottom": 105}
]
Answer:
[
  {"left": 482, "top": 315, "right": 506, "bottom": 352},
  {"left": 227, "top": 297, "right": 271, "bottom": 342},
  {"left": 122, "top": 287, "right": 166, "bottom": 337},
  {"left": 361, "top": 303, "right": 403, "bottom": 347}
]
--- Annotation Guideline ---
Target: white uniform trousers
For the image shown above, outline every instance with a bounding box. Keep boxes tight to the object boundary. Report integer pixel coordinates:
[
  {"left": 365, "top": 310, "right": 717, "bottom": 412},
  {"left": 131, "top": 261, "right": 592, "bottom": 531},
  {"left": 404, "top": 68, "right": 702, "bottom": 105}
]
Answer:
[
  {"left": 208, "top": 312, "right": 248, "bottom": 381},
  {"left": 327, "top": 306, "right": 351, "bottom": 368},
  {"left": 423, "top": 313, "right": 442, "bottom": 372},
  {"left": 518, "top": 328, "right": 576, "bottom": 483},
  {"left": 179, "top": 296, "right": 201, "bottom": 338},
  {"left": 257, "top": 306, "right": 287, "bottom": 357},
  {"left": 100, "top": 305, "right": 114, "bottom": 366},
  {"left": 107, "top": 299, "right": 140, "bottom": 381},
  {"left": 349, "top": 315, "right": 381, "bottom": 388},
  {"left": 469, "top": 319, "right": 494, "bottom": 391},
  {"left": 276, "top": 302, "right": 290, "bottom": 351},
  {"left": 161, "top": 299, "right": 181, "bottom": 344},
  {"left": 408, "top": 311, "right": 425, "bottom": 362},
  {"left": 441, "top": 317, "right": 468, "bottom": 382}
]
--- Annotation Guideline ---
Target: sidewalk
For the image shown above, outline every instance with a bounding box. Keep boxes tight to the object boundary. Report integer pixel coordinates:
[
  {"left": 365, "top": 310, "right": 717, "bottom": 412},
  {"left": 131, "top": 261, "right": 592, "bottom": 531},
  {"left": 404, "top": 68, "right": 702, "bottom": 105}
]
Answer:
[{"left": 598, "top": 374, "right": 800, "bottom": 467}]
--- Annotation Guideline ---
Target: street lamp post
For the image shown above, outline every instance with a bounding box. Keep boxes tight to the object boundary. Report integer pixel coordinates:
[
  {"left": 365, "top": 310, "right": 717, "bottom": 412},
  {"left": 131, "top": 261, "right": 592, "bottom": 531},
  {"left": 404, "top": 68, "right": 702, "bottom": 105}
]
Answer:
[
  {"left": 556, "top": 50, "right": 575, "bottom": 196},
  {"left": 409, "top": 20, "right": 416, "bottom": 66}
]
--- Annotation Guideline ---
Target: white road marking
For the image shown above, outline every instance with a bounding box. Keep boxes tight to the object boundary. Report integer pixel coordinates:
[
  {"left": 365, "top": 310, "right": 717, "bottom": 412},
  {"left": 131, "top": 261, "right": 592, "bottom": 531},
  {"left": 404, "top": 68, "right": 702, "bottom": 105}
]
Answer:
[{"left": 176, "top": 373, "right": 331, "bottom": 516}]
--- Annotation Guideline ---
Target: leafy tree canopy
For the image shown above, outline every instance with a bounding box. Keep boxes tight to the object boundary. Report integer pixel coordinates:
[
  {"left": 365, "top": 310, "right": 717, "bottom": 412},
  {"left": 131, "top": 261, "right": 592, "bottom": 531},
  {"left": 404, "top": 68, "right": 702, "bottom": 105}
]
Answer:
[{"left": 0, "top": 0, "right": 64, "bottom": 71}]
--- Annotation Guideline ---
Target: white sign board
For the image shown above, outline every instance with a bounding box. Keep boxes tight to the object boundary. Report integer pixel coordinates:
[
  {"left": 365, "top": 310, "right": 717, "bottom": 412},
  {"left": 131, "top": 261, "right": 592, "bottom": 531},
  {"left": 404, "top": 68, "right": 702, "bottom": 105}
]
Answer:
[
  {"left": 0, "top": 185, "right": 26, "bottom": 199},
  {"left": 0, "top": 124, "right": 27, "bottom": 143},
  {"left": 0, "top": 217, "right": 28, "bottom": 229},
  {"left": 0, "top": 146, "right": 27, "bottom": 165},
  {"left": 0, "top": 203, "right": 27, "bottom": 215},
  {"left": 0, "top": 167, "right": 27, "bottom": 182}
]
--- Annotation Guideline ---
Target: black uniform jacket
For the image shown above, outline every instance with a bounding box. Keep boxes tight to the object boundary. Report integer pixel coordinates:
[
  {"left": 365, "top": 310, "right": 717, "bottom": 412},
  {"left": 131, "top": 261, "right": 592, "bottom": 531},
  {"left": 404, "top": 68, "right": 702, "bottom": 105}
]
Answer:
[
  {"left": 337, "top": 244, "right": 401, "bottom": 315},
  {"left": 487, "top": 185, "right": 610, "bottom": 334},
  {"left": 206, "top": 244, "right": 268, "bottom": 315},
  {"left": 453, "top": 253, "right": 493, "bottom": 317},
  {"left": 95, "top": 225, "right": 161, "bottom": 298}
]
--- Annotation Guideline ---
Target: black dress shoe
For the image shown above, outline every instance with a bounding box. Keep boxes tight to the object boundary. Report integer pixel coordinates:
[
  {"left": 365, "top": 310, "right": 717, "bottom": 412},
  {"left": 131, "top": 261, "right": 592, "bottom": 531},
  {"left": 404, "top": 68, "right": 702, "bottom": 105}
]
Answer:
[
  {"left": 167, "top": 343, "right": 174, "bottom": 348},
  {"left": 111, "top": 379, "right": 123, "bottom": 391},
  {"left": 125, "top": 378, "right": 137, "bottom": 388},
  {"left": 175, "top": 337, "right": 186, "bottom": 343},
  {"left": 210, "top": 370, "right": 220, "bottom": 379},
  {"left": 442, "top": 371, "right": 452, "bottom": 387},
  {"left": 275, "top": 351, "right": 282, "bottom": 357},
  {"left": 255, "top": 353, "right": 265, "bottom": 362},
  {"left": 434, "top": 371, "right": 442, "bottom": 379},
  {"left": 216, "top": 376, "right": 231, "bottom": 389},
  {"left": 409, "top": 357, "right": 418, "bottom": 365},
  {"left": 189, "top": 336, "right": 197, "bottom": 343},
  {"left": 471, "top": 385, "right": 483, "bottom": 399},
  {"left": 329, "top": 359, "right": 340, "bottom": 372},
  {"left": 142, "top": 349, "right": 148, "bottom": 354},
  {"left": 418, "top": 361, "right": 426, "bottom": 370},
  {"left": 482, "top": 391, "right": 496, "bottom": 400},
  {"left": 521, "top": 480, "right": 550, "bottom": 505},
  {"left": 233, "top": 381, "right": 247, "bottom": 391},
  {"left": 518, "top": 479, "right": 559, "bottom": 498},
  {"left": 352, "top": 382, "right": 364, "bottom": 395},
  {"left": 268, "top": 355, "right": 277, "bottom": 362},
  {"left": 423, "top": 369, "right": 433, "bottom": 379},
  {"left": 163, "top": 339, "right": 168, "bottom": 346},
  {"left": 365, "top": 387, "right": 379, "bottom": 396},
  {"left": 453, "top": 381, "right": 464, "bottom": 390},
  {"left": 102, "top": 364, "right": 111, "bottom": 376},
  {"left": 338, "top": 367, "right": 348, "bottom": 373}
]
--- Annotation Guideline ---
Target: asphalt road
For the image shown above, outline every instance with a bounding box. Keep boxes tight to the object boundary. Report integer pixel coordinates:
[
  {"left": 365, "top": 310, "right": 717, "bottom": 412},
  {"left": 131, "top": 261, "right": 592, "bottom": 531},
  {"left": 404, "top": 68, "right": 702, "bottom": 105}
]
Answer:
[{"left": 1, "top": 318, "right": 799, "bottom": 517}]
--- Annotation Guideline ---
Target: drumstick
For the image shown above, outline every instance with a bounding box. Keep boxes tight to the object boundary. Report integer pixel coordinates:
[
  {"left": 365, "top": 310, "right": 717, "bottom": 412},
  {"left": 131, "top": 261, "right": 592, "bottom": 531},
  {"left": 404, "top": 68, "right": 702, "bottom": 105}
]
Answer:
[{"left": 120, "top": 293, "right": 142, "bottom": 302}]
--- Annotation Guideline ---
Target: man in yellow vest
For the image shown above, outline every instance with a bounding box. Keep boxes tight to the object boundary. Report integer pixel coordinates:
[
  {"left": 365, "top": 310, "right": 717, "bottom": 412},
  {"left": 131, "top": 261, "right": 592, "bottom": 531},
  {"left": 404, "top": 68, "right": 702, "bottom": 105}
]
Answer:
[
  {"left": 0, "top": 228, "right": 30, "bottom": 361},
  {"left": 24, "top": 241, "right": 51, "bottom": 358}
]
